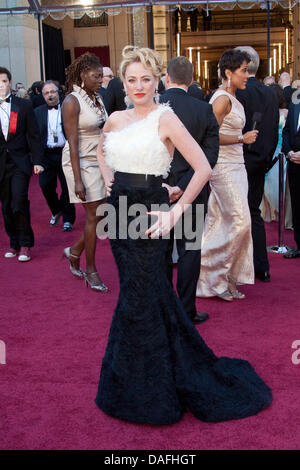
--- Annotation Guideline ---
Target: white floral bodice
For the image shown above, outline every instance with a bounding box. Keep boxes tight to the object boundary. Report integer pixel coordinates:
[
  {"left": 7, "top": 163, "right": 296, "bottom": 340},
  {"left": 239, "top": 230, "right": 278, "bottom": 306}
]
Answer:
[{"left": 104, "top": 104, "right": 173, "bottom": 178}]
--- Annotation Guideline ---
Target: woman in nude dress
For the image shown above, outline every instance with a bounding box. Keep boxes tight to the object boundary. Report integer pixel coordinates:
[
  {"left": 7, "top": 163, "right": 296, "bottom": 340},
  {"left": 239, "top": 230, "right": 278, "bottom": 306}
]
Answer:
[
  {"left": 197, "top": 49, "right": 258, "bottom": 301},
  {"left": 62, "top": 53, "right": 108, "bottom": 292}
]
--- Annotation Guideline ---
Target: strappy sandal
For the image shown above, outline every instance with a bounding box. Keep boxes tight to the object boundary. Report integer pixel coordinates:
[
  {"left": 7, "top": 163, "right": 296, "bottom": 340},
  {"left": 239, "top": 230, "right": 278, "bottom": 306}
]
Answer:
[
  {"left": 84, "top": 271, "right": 108, "bottom": 292},
  {"left": 217, "top": 290, "right": 234, "bottom": 302},
  {"left": 228, "top": 280, "right": 245, "bottom": 299},
  {"left": 62, "top": 247, "right": 84, "bottom": 279},
  {"left": 229, "top": 289, "right": 246, "bottom": 299}
]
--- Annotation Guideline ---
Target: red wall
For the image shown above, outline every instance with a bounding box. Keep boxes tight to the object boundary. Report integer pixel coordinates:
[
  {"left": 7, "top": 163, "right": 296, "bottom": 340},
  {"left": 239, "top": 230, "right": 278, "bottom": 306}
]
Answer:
[{"left": 74, "top": 46, "right": 110, "bottom": 67}]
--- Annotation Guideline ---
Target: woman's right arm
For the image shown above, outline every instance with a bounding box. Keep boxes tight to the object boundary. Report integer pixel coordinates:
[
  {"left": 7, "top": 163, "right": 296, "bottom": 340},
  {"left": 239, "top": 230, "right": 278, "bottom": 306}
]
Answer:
[
  {"left": 96, "top": 116, "right": 116, "bottom": 196},
  {"left": 62, "top": 95, "right": 86, "bottom": 200},
  {"left": 212, "top": 95, "right": 258, "bottom": 145}
]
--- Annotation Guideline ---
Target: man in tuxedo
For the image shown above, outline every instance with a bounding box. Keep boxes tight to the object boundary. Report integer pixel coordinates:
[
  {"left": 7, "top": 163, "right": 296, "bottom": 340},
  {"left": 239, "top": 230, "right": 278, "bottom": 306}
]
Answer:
[
  {"left": 0, "top": 67, "right": 44, "bottom": 261},
  {"left": 160, "top": 56, "right": 219, "bottom": 324},
  {"left": 30, "top": 81, "right": 45, "bottom": 109},
  {"left": 35, "top": 80, "right": 75, "bottom": 231},
  {"left": 99, "top": 67, "right": 114, "bottom": 100},
  {"left": 282, "top": 100, "right": 300, "bottom": 258},
  {"left": 188, "top": 82, "right": 205, "bottom": 101},
  {"left": 279, "top": 72, "right": 296, "bottom": 108},
  {"left": 235, "top": 46, "right": 279, "bottom": 282},
  {"left": 104, "top": 77, "right": 126, "bottom": 115}
]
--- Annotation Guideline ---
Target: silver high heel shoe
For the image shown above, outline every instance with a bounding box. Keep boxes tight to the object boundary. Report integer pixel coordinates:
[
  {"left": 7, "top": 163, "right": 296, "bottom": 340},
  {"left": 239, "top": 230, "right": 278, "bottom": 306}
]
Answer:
[
  {"left": 62, "top": 247, "right": 84, "bottom": 279},
  {"left": 84, "top": 271, "right": 108, "bottom": 292},
  {"left": 228, "top": 280, "right": 246, "bottom": 299},
  {"left": 217, "top": 290, "right": 234, "bottom": 302}
]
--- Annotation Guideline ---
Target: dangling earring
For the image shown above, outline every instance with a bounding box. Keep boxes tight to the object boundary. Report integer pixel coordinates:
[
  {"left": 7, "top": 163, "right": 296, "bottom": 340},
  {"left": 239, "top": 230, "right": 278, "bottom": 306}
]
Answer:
[
  {"left": 81, "top": 80, "right": 85, "bottom": 89},
  {"left": 227, "top": 77, "right": 231, "bottom": 89},
  {"left": 124, "top": 90, "right": 131, "bottom": 108},
  {"left": 154, "top": 88, "right": 160, "bottom": 105}
]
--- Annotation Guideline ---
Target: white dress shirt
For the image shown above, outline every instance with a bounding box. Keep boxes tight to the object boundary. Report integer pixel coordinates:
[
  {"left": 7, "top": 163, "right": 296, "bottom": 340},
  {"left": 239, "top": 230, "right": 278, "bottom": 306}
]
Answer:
[
  {"left": 297, "top": 111, "right": 300, "bottom": 132},
  {"left": 47, "top": 105, "right": 66, "bottom": 148},
  {"left": 0, "top": 96, "right": 11, "bottom": 140}
]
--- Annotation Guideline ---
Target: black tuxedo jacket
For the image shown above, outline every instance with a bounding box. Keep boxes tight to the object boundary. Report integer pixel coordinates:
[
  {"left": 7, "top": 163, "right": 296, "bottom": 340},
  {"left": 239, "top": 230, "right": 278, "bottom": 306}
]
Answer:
[
  {"left": 0, "top": 96, "right": 44, "bottom": 181},
  {"left": 160, "top": 87, "right": 219, "bottom": 203},
  {"left": 34, "top": 101, "right": 65, "bottom": 149},
  {"left": 236, "top": 77, "right": 279, "bottom": 170},
  {"left": 104, "top": 77, "right": 126, "bottom": 115},
  {"left": 34, "top": 104, "right": 49, "bottom": 149},
  {"left": 283, "top": 85, "right": 297, "bottom": 108},
  {"left": 282, "top": 101, "right": 300, "bottom": 154}
]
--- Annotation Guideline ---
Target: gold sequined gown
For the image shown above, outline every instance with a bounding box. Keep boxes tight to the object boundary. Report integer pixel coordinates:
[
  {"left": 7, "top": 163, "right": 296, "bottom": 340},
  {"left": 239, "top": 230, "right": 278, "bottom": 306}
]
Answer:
[{"left": 196, "top": 89, "right": 254, "bottom": 298}]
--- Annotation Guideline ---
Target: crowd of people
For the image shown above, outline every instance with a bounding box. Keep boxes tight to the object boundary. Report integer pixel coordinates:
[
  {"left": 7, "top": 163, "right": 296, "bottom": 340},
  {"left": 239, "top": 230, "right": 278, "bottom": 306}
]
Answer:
[{"left": 0, "top": 43, "right": 299, "bottom": 426}]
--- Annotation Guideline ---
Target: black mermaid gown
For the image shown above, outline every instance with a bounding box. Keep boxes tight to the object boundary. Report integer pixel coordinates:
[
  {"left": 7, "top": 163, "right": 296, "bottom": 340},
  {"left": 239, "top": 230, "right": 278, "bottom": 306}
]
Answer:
[{"left": 95, "top": 105, "right": 272, "bottom": 425}]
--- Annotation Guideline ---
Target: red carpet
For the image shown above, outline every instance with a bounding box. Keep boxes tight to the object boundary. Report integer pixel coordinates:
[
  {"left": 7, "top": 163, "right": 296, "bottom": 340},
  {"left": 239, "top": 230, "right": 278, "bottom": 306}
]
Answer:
[{"left": 0, "top": 177, "right": 300, "bottom": 450}]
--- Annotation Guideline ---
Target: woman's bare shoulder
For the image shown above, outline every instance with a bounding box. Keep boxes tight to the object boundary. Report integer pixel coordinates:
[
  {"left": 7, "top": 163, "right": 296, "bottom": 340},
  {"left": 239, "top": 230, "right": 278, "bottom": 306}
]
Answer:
[
  {"left": 104, "top": 109, "right": 131, "bottom": 131},
  {"left": 159, "top": 108, "right": 183, "bottom": 131},
  {"left": 62, "top": 94, "right": 80, "bottom": 110},
  {"left": 211, "top": 94, "right": 232, "bottom": 115}
]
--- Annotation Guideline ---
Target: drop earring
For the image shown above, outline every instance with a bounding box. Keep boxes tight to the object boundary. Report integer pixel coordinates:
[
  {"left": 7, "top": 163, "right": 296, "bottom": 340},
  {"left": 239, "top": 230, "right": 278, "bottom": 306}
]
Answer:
[
  {"left": 154, "top": 88, "right": 160, "bottom": 104},
  {"left": 124, "top": 90, "right": 131, "bottom": 108},
  {"left": 81, "top": 80, "right": 85, "bottom": 89},
  {"left": 227, "top": 77, "right": 231, "bottom": 89}
]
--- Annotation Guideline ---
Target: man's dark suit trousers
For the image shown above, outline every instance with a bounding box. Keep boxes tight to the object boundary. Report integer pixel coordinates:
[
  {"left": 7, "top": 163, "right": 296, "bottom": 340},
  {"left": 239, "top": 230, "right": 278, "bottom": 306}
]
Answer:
[
  {"left": 39, "top": 148, "right": 75, "bottom": 224},
  {"left": 0, "top": 154, "right": 34, "bottom": 249},
  {"left": 288, "top": 161, "right": 300, "bottom": 249},
  {"left": 245, "top": 161, "right": 269, "bottom": 274}
]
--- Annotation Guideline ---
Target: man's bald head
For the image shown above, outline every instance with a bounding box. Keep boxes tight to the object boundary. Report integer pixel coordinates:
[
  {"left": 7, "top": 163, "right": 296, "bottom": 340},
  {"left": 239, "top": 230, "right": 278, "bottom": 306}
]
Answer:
[{"left": 279, "top": 72, "right": 291, "bottom": 88}]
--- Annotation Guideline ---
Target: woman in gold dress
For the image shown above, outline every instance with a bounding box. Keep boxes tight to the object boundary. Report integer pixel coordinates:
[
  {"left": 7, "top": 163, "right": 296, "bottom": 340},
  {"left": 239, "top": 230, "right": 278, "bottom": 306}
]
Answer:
[{"left": 197, "top": 49, "right": 258, "bottom": 301}]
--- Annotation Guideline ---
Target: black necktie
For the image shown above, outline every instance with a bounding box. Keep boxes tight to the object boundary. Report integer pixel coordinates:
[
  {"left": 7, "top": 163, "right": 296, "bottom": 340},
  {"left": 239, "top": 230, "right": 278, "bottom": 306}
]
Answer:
[{"left": 47, "top": 104, "right": 59, "bottom": 110}]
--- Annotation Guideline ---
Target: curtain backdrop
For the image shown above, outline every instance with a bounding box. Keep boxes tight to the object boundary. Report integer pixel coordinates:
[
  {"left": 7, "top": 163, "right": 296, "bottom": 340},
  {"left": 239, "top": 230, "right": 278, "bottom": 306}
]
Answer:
[{"left": 42, "top": 23, "right": 66, "bottom": 85}]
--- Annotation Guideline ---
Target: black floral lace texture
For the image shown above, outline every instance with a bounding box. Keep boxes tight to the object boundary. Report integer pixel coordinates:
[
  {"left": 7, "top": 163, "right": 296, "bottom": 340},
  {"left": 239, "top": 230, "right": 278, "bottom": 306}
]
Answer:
[{"left": 95, "top": 184, "right": 272, "bottom": 425}]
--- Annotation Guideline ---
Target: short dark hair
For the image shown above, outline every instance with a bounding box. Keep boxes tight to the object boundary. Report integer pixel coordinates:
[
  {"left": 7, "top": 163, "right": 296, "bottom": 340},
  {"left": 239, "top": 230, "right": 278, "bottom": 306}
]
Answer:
[
  {"left": 0, "top": 67, "right": 12, "bottom": 82},
  {"left": 218, "top": 49, "right": 251, "bottom": 80},
  {"left": 167, "top": 56, "right": 193, "bottom": 86},
  {"left": 31, "top": 81, "right": 44, "bottom": 94},
  {"left": 269, "top": 83, "right": 287, "bottom": 109}
]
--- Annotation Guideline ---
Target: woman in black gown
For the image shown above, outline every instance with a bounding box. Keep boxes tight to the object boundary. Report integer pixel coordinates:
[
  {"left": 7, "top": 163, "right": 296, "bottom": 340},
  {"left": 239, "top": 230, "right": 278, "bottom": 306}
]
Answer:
[{"left": 95, "top": 46, "right": 272, "bottom": 425}]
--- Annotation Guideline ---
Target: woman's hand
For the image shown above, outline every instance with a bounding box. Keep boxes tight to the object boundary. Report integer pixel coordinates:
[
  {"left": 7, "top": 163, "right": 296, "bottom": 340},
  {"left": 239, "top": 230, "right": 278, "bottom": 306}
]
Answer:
[
  {"left": 34, "top": 165, "right": 44, "bottom": 175},
  {"left": 105, "top": 177, "right": 115, "bottom": 196},
  {"left": 162, "top": 183, "right": 183, "bottom": 203},
  {"left": 145, "top": 209, "right": 181, "bottom": 238},
  {"left": 75, "top": 180, "right": 86, "bottom": 201},
  {"left": 242, "top": 130, "right": 259, "bottom": 144}
]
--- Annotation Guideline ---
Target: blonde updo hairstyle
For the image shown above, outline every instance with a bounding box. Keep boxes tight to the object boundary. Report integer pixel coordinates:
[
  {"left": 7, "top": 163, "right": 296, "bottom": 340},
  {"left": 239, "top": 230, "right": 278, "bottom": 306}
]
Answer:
[{"left": 120, "top": 45, "right": 163, "bottom": 83}]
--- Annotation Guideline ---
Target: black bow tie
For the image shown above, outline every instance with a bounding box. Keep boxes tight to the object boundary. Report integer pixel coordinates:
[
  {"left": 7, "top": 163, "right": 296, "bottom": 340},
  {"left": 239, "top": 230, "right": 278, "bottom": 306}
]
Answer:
[
  {"left": 47, "top": 104, "right": 59, "bottom": 110},
  {"left": 0, "top": 95, "right": 11, "bottom": 104}
]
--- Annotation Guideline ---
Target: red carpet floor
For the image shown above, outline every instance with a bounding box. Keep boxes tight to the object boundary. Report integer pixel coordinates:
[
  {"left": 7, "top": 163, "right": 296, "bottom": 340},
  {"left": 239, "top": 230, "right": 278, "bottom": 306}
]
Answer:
[{"left": 0, "top": 177, "right": 300, "bottom": 450}]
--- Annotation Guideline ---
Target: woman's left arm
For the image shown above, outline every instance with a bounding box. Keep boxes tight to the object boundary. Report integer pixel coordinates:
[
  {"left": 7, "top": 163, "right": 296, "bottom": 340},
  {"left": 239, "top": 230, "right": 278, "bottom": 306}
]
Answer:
[{"left": 146, "top": 111, "right": 212, "bottom": 236}]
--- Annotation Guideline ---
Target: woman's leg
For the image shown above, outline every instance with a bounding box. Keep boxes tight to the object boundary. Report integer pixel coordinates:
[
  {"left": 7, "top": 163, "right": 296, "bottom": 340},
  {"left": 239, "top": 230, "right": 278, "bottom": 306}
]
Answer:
[
  {"left": 83, "top": 199, "right": 108, "bottom": 290},
  {"left": 83, "top": 200, "right": 100, "bottom": 273},
  {"left": 68, "top": 234, "right": 85, "bottom": 272}
]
